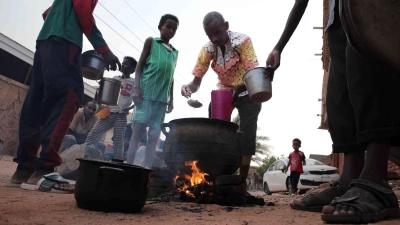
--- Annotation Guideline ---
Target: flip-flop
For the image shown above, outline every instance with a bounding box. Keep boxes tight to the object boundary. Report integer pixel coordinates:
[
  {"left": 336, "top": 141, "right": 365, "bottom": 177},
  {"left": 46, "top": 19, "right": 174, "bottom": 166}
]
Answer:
[
  {"left": 290, "top": 181, "right": 349, "bottom": 212},
  {"left": 321, "top": 179, "right": 400, "bottom": 223},
  {"left": 20, "top": 172, "right": 74, "bottom": 194},
  {"left": 3, "top": 182, "right": 22, "bottom": 188}
]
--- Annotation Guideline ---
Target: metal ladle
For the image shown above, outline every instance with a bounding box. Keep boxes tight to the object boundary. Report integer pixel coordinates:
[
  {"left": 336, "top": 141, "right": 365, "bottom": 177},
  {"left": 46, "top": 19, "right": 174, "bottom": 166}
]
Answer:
[{"left": 186, "top": 96, "right": 203, "bottom": 108}]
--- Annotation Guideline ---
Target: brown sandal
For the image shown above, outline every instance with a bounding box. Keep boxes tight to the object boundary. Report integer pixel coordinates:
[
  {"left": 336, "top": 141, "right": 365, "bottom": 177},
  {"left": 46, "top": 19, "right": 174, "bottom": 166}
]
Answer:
[{"left": 290, "top": 181, "right": 349, "bottom": 212}]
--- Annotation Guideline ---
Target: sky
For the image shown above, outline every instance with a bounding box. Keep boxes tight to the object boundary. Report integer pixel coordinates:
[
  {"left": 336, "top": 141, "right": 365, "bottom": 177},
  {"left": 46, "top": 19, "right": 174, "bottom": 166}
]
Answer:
[{"left": 0, "top": 0, "right": 333, "bottom": 160}]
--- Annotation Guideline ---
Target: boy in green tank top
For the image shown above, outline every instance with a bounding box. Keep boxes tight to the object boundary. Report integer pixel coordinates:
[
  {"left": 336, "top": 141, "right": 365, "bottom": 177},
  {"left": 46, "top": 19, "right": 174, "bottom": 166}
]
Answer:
[{"left": 126, "top": 14, "right": 179, "bottom": 168}]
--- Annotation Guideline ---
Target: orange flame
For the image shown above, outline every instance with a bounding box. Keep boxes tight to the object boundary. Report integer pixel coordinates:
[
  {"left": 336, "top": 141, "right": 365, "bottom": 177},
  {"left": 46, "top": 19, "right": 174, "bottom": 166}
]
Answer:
[
  {"left": 185, "top": 160, "right": 209, "bottom": 186},
  {"left": 174, "top": 160, "right": 209, "bottom": 198}
]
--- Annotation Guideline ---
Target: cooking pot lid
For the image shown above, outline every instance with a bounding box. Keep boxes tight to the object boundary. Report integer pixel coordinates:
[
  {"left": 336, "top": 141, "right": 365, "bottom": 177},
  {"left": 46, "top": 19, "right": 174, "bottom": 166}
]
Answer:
[{"left": 77, "top": 158, "right": 154, "bottom": 171}]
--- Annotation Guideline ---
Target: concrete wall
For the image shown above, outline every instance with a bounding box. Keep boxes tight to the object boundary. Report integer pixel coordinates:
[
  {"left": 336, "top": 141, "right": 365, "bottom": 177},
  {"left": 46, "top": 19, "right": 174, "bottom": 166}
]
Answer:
[{"left": 0, "top": 74, "right": 28, "bottom": 156}]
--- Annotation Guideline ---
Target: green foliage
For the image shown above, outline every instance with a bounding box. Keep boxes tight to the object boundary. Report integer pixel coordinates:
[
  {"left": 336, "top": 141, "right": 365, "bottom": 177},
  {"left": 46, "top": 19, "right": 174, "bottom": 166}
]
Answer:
[{"left": 256, "top": 155, "right": 279, "bottom": 176}]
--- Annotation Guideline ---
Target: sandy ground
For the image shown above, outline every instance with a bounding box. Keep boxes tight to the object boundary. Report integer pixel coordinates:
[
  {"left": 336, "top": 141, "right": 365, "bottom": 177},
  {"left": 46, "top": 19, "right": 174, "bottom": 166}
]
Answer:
[{"left": 1, "top": 155, "right": 400, "bottom": 225}]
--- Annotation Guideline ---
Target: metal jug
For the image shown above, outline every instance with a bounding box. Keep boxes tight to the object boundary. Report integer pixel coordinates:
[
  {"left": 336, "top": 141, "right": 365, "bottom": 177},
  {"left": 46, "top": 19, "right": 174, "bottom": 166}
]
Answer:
[{"left": 97, "top": 78, "right": 121, "bottom": 105}]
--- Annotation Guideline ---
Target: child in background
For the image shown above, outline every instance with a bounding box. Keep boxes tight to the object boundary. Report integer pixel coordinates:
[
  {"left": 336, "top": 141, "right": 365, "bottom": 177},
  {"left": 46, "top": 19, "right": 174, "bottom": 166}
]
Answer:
[
  {"left": 285, "top": 138, "right": 306, "bottom": 194},
  {"left": 126, "top": 14, "right": 179, "bottom": 168},
  {"left": 84, "top": 56, "right": 137, "bottom": 161}
]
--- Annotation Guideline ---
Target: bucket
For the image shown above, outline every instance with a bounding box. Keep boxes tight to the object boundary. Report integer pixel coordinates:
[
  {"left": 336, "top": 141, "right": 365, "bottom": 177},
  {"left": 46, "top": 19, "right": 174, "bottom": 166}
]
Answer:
[
  {"left": 81, "top": 50, "right": 107, "bottom": 80},
  {"left": 97, "top": 78, "right": 121, "bottom": 105},
  {"left": 211, "top": 90, "right": 233, "bottom": 121},
  {"left": 243, "top": 67, "right": 273, "bottom": 103}
]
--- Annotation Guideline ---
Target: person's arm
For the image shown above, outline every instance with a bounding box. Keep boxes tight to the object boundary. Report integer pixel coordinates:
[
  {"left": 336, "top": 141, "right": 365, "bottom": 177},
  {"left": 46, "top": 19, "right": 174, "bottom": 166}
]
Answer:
[
  {"left": 285, "top": 155, "right": 291, "bottom": 173},
  {"left": 166, "top": 80, "right": 174, "bottom": 113},
  {"left": 72, "top": 0, "right": 120, "bottom": 71},
  {"left": 302, "top": 152, "right": 306, "bottom": 165},
  {"left": 266, "top": 0, "right": 309, "bottom": 71},
  {"left": 181, "top": 47, "right": 212, "bottom": 97},
  {"left": 133, "top": 37, "right": 152, "bottom": 107},
  {"left": 121, "top": 105, "right": 135, "bottom": 113}
]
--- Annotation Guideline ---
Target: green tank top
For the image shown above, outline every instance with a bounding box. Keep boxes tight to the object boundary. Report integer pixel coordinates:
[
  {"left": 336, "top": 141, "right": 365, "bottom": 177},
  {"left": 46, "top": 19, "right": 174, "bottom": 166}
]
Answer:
[{"left": 140, "top": 37, "right": 178, "bottom": 103}]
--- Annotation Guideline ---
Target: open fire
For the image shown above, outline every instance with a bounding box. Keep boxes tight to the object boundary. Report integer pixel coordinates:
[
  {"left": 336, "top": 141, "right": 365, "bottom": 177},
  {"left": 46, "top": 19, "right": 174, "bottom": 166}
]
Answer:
[
  {"left": 175, "top": 160, "right": 212, "bottom": 199},
  {"left": 170, "top": 160, "right": 264, "bottom": 206}
]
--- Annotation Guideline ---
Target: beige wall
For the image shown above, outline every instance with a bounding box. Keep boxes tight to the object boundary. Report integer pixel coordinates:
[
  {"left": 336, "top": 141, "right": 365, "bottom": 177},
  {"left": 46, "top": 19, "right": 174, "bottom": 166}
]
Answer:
[
  {"left": 0, "top": 75, "right": 133, "bottom": 157},
  {"left": 0, "top": 74, "right": 28, "bottom": 156}
]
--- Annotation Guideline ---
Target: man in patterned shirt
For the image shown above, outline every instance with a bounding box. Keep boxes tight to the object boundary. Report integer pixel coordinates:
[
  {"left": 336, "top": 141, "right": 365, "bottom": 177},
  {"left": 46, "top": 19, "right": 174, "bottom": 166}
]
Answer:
[{"left": 181, "top": 11, "right": 261, "bottom": 179}]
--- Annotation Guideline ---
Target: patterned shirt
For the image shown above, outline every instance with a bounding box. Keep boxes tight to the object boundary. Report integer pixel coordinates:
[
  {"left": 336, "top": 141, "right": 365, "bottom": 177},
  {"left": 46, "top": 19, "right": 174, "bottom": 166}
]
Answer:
[
  {"left": 288, "top": 151, "right": 305, "bottom": 173},
  {"left": 109, "top": 75, "right": 135, "bottom": 113},
  {"left": 192, "top": 30, "right": 259, "bottom": 90}
]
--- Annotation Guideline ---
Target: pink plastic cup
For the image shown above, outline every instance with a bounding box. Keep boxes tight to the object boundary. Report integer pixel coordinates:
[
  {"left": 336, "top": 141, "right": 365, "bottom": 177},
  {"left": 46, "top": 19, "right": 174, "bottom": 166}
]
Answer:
[{"left": 211, "top": 90, "right": 233, "bottom": 121}]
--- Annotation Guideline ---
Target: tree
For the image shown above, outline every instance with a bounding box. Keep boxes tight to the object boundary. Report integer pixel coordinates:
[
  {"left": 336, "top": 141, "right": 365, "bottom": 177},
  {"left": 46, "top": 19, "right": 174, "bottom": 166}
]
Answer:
[
  {"left": 256, "top": 155, "right": 279, "bottom": 176},
  {"left": 232, "top": 115, "right": 272, "bottom": 166}
]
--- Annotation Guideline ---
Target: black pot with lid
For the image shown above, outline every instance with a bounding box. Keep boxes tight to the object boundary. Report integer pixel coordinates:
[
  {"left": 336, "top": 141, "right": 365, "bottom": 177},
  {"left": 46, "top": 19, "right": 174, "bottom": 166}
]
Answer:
[{"left": 74, "top": 158, "right": 153, "bottom": 213}]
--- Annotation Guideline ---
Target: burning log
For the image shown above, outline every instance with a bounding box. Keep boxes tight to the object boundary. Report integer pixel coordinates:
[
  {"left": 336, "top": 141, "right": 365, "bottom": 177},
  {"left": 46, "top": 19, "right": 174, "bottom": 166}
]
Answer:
[{"left": 162, "top": 161, "right": 265, "bottom": 206}]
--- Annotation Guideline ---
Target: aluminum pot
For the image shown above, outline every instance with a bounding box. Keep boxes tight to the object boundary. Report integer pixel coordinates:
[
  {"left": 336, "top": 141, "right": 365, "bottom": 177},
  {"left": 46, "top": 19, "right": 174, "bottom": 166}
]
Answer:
[
  {"left": 161, "top": 118, "right": 242, "bottom": 181},
  {"left": 74, "top": 158, "right": 153, "bottom": 213},
  {"left": 243, "top": 67, "right": 273, "bottom": 103},
  {"left": 81, "top": 50, "right": 107, "bottom": 80},
  {"left": 97, "top": 78, "right": 121, "bottom": 105}
]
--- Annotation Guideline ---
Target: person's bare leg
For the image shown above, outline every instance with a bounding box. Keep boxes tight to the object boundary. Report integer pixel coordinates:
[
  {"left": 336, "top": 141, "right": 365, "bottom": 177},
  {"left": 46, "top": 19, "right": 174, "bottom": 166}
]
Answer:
[
  {"left": 26, "top": 169, "right": 54, "bottom": 185},
  {"left": 142, "top": 127, "right": 160, "bottom": 168},
  {"left": 240, "top": 155, "right": 252, "bottom": 179},
  {"left": 322, "top": 140, "right": 392, "bottom": 216},
  {"left": 10, "top": 169, "right": 35, "bottom": 184},
  {"left": 338, "top": 152, "right": 365, "bottom": 185},
  {"left": 126, "top": 123, "right": 146, "bottom": 164}
]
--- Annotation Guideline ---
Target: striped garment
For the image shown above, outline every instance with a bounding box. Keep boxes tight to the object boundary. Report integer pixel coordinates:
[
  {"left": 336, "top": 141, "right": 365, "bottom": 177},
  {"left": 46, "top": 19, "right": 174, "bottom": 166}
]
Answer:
[
  {"left": 84, "top": 112, "right": 127, "bottom": 160},
  {"left": 140, "top": 37, "right": 178, "bottom": 104}
]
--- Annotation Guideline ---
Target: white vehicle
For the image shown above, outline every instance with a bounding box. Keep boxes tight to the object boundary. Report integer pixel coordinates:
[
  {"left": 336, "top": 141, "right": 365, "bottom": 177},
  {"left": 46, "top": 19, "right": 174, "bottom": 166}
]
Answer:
[{"left": 262, "top": 158, "right": 340, "bottom": 195}]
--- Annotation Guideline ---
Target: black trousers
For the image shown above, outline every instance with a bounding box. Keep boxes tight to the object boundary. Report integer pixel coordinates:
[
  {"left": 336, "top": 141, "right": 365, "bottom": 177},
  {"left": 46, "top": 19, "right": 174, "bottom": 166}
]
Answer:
[
  {"left": 326, "top": 16, "right": 400, "bottom": 154},
  {"left": 290, "top": 172, "right": 301, "bottom": 191},
  {"left": 14, "top": 38, "right": 83, "bottom": 170}
]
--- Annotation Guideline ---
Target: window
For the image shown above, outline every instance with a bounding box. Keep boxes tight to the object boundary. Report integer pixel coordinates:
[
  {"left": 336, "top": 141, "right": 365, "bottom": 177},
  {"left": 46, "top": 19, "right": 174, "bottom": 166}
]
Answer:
[
  {"left": 0, "top": 48, "right": 32, "bottom": 85},
  {"left": 306, "top": 159, "right": 325, "bottom": 166},
  {"left": 276, "top": 161, "right": 286, "bottom": 170},
  {"left": 269, "top": 162, "right": 277, "bottom": 171}
]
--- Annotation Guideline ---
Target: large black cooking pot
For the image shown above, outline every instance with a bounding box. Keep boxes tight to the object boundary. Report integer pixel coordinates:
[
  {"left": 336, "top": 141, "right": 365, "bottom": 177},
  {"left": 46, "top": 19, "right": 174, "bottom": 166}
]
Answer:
[
  {"left": 74, "top": 158, "right": 152, "bottom": 213},
  {"left": 161, "top": 118, "right": 242, "bottom": 181}
]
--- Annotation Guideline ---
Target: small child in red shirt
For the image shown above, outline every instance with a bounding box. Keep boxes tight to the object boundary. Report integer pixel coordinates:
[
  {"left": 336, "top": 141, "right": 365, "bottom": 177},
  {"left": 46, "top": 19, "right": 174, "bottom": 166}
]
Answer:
[{"left": 285, "top": 138, "right": 306, "bottom": 194}]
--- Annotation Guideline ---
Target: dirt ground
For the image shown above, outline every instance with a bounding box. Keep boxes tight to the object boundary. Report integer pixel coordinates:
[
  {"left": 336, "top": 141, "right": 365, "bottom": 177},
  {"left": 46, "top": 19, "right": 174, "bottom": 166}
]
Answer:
[{"left": 1, "top": 155, "right": 400, "bottom": 225}]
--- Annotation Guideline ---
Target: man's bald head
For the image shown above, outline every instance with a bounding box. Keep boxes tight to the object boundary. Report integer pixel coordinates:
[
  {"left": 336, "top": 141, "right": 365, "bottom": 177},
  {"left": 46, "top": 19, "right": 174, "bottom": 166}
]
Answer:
[{"left": 203, "top": 11, "right": 225, "bottom": 26}]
